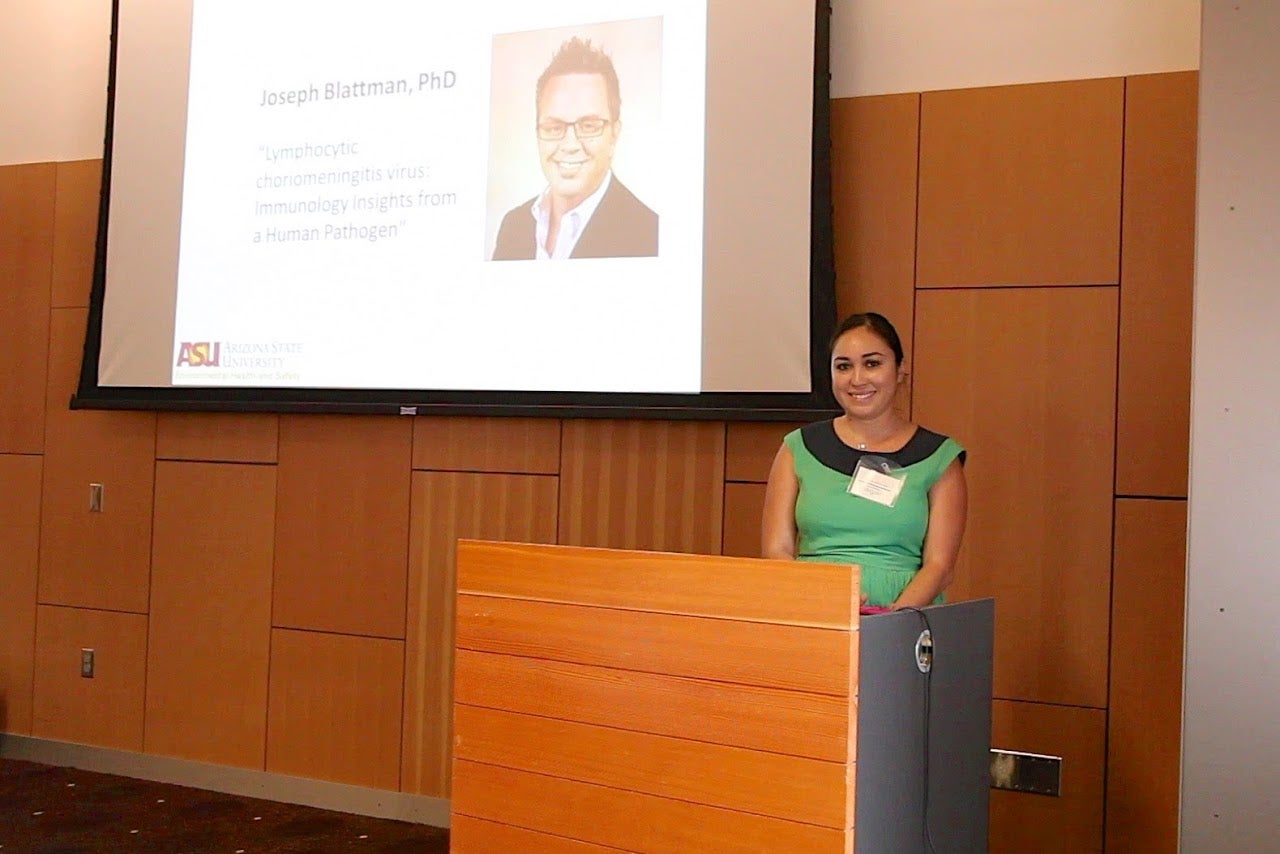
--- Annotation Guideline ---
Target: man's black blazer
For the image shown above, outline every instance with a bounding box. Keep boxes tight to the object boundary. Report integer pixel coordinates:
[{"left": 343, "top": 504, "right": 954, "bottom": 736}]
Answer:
[{"left": 491, "top": 178, "right": 658, "bottom": 260}]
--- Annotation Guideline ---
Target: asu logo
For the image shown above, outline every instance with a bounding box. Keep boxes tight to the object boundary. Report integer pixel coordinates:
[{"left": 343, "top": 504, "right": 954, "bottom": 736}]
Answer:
[{"left": 176, "top": 342, "right": 221, "bottom": 367}]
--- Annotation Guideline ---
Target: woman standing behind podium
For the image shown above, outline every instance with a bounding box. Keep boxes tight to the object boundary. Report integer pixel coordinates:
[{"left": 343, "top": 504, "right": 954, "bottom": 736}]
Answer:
[{"left": 762, "top": 313, "right": 968, "bottom": 608}]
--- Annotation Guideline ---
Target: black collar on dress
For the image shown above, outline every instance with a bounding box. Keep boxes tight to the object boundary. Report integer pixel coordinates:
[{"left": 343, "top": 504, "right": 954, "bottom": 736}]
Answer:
[{"left": 800, "top": 420, "right": 960, "bottom": 475}]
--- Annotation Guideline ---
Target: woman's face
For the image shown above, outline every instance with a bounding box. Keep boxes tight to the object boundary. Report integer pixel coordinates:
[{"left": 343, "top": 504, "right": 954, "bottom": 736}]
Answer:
[{"left": 830, "top": 325, "right": 903, "bottom": 421}]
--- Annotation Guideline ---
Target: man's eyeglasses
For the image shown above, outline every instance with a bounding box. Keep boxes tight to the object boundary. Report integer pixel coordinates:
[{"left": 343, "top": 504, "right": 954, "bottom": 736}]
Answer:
[{"left": 537, "top": 117, "right": 612, "bottom": 141}]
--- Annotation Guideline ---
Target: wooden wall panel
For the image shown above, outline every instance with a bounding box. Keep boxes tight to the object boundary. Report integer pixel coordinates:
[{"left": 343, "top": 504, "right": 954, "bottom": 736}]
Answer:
[
  {"left": 990, "top": 700, "right": 1106, "bottom": 853},
  {"left": 559, "top": 419, "right": 724, "bottom": 554},
  {"left": 0, "top": 162, "right": 54, "bottom": 455},
  {"left": 40, "top": 308, "right": 155, "bottom": 613},
  {"left": 156, "top": 412, "right": 278, "bottom": 463},
  {"left": 1117, "top": 72, "right": 1197, "bottom": 498},
  {"left": 918, "top": 79, "right": 1123, "bottom": 287},
  {"left": 914, "top": 288, "right": 1116, "bottom": 707},
  {"left": 51, "top": 159, "right": 100, "bottom": 309},
  {"left": 273, "top": 415, "right": 411, "bottom": 638},
  {"left": 402, "top": 471, "right": 558, "bottom": 797},
  {"left": 725, "top": 422, "right": 801, "bottom": 483},
  {"left": 1107, "top": 499, "right": 1187, "bottom": 853},
  {"left": 145, "top": 462, "right": 275, "bottom": 769},
  {"left": 0, "top": 454, "right": 42, "bottom": 734},
  {"left": 722, "top": 482, "right": 765, "bottom": 558},
  {"left": 829, "top": 94, "right": 922, "bottom": 419},
  {"left": 266, "top": 629, "right": 403, "bottom": 790},
  {"left": 31, "top": 605, "right": 148, "bottom": 751},
  {"left": 2, "top": 68, "right": 1196, "bottom": 842},
  {"left": 412, "top": 416, "right": 560, "bottom": 473},
  {"left": 830, "top": 94, "right": 920, "bottom": 339}
]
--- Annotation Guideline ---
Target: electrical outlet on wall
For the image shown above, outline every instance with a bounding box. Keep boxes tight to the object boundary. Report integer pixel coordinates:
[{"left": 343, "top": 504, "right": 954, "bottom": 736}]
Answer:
[{"left": 81, "top": 648, "right": 95, "bottom": 678}]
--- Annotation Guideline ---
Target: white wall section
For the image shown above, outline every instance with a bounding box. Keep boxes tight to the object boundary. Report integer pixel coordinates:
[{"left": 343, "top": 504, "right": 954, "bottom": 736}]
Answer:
[
  {"left": 1183, "top": 1, "right": 1280, "bottom": 849},
  {"left": 830, "top": 0, "right": 1200, "bottom": 98},
  {"left": 0, "top": 0, "right": 111, "bottom": 165}
]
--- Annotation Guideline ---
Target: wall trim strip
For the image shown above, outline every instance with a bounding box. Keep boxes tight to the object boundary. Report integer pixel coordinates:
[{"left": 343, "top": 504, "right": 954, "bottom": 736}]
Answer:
[{"left": 0, "top": 735, "right": 450, "bottom": 829}]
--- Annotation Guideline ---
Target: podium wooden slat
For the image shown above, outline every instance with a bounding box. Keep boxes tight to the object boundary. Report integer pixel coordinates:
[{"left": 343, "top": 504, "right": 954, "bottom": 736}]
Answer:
[
  {"left": 454, "top": 649, "right": 850, "bottom": 761},
  {"left": 452, "top": 760, "right": 847, "bottom": 853},
  {"left": 449, "top": 816, "right": 622, "bottom": 853},
  {"left": 457, "top": 540, "right": 855, "bottom": 627},
  {"left": 454, "top": 704, "right": 845, "bottom": 825},
  {"left": 456, "top": 593, "right": 851, "bottom": 695}
]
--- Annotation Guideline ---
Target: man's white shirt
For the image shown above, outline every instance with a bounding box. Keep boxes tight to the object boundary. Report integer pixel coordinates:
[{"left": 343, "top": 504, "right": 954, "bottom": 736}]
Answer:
[{"left": 532, "top": 171, "right": 613, "bottom": 260}]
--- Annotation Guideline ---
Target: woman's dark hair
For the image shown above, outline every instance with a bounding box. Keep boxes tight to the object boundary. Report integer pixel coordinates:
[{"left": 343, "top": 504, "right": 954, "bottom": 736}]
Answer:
[{"left": 829, "top": 312, "right": 904, "bottom": 365}]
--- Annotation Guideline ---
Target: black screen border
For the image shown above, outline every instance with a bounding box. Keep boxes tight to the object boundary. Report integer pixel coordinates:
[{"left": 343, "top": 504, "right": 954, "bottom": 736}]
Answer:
[{"left": 73, "top": 0, "right": 837, "bottom": 423}]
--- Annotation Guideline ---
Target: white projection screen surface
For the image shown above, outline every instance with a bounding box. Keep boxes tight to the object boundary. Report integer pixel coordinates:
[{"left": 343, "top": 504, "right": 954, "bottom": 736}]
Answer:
[{"left": 78, "top": 0, "right": 836, "bottom": 418}]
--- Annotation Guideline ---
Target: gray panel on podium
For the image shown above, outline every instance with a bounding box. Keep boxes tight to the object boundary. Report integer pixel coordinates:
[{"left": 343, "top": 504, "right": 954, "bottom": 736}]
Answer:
[{"left": 856, "top": 599, "right": 995, "bottom": 854}]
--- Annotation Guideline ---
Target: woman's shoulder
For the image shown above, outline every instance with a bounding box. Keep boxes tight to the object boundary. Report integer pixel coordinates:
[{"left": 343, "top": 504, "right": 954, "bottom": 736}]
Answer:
[
  {"left": 904, "top": 426, "right": 966, "bottom": 467},
  {"left": 779, "top": 420, "right": 845, "bottom": 473},
  {"left": 783, "top": 419, "right": 836, "bottom": 447}
]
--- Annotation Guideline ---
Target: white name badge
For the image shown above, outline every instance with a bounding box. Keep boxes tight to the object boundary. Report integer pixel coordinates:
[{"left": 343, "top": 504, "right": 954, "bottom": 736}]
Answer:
[{"left": 848, "top": 456, "right": 907, "bottom": 507}]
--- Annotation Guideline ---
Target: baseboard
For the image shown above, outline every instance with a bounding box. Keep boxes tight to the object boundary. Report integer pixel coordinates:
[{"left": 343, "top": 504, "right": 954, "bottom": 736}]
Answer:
[{"left": 0, "top": 734, "right": 450, "bottom": 829}]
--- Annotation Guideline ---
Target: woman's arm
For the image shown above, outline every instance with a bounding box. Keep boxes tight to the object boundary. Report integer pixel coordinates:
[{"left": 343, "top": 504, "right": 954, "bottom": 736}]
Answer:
[
  {"left": 892, "top": 458, "right": 967, "bottom": 609},
  {"left": 761, "top": 444, "right": 800, "bottom": 560}
]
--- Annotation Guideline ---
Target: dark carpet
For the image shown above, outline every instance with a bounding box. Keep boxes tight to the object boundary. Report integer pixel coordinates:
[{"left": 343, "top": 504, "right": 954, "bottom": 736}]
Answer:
[{"left": 0, "top": 758, "right": 450, "bottom": 853}]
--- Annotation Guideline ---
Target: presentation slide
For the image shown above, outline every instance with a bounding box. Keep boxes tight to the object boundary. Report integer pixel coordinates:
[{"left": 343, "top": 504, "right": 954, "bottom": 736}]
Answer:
[
  {"left": 92, "top": 0, "right": 820, "bottom": 407},
  {"left": 171, "top": 1, "right": 704, "bottom": 392}
]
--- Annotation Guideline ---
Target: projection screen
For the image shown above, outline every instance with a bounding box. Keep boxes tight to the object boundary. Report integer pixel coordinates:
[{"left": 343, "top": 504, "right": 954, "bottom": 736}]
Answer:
[{"left": 75, "top": 0, "right": 836, "bottom": 419}]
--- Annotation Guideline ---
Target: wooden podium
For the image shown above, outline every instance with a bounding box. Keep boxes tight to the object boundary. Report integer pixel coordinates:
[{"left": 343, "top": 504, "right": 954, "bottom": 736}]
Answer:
[{"left": 448, "top": 540, "right": 993, "bottom": 853}]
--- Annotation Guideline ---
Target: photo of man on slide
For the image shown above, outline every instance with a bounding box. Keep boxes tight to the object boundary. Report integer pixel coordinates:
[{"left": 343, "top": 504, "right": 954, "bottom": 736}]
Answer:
[{"left": 491, "top": 35, "right": 659, "bottom": 261}]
